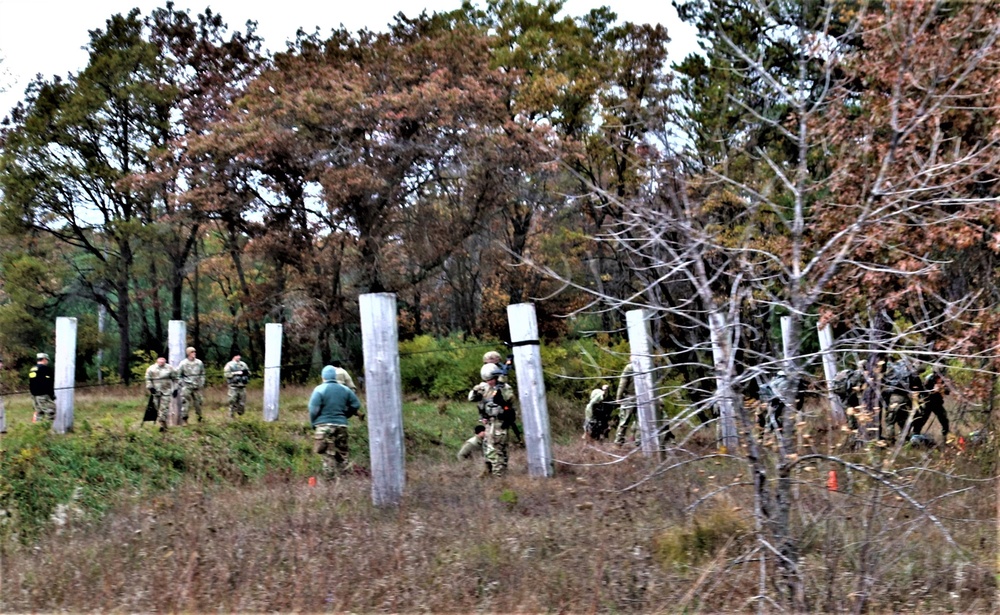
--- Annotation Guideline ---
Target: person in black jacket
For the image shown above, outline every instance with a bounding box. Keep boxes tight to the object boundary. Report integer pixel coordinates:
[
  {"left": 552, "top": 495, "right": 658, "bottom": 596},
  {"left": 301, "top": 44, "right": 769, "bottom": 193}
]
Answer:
[
  {"left": 913, "top": 371, "right": 950, "bottom": 442},
  {"left": 29, "top": 352, "right": 56, "bottom": 422}
]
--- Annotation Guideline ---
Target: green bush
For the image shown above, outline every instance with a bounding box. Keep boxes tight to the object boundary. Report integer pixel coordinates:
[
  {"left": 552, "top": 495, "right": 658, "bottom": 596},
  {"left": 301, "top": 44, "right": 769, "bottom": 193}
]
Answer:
[{"left": 399, "top": 334, "right": 500, "bottom": 398}]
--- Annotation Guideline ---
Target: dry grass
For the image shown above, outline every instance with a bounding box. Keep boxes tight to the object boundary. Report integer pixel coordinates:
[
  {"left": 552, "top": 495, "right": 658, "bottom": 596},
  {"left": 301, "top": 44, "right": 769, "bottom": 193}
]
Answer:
[{"left": 1, "top": 427, "right": 995, "bottom": 613}]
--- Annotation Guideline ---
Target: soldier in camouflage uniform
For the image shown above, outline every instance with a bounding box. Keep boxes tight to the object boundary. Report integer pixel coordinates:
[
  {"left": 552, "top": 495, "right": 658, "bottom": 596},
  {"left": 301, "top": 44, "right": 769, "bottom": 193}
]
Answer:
[
  {"left": 468, "top": 367, "right": 516, "bottom": 477},
  {"left": 309, "top": 365, "right": 363, "bottom": 479},
  {"left": 614, "top": 363, "right": 637, "bottom": 445},
  {"left": 223, "top": 353, "right": 250, "bottom": 418},
  {"left": 457, "top": 424, "right": 491, "bottom": 476},
  {"left": 331, "top": 359, "right": 357, "bottom": 392},
  {"left": 882, "top": 359, "right": 921, "bottom": 442},
  {"left": 145, "top": 356, "right": 178, "bottom": 431},
  {"left": 29, "top": 352, "right": 56, "bottom": 422},
  {"left": 584, "top": 383, "right": 612, "bottom": 440},
  {"left": 177, "top": 346, "right": 206, "bottom": 423}
]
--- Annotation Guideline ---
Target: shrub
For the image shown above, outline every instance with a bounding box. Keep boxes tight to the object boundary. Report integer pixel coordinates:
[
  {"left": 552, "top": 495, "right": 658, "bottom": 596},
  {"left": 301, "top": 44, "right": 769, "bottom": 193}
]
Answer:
[{"left": 652, "top": 506, "right": 751, "bottom": 569}]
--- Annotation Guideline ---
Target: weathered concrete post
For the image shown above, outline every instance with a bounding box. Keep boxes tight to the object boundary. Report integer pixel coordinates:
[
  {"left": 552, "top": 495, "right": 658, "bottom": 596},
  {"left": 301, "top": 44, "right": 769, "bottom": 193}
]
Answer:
[
  {"left": 709, "top": 310, "right": 738, "bottom": 450},
  {"left": 626, "top": 309, "right": 659, "bottom": 457},
  {"left": 53, "top": 317, "right": 77, "bottom": 434},
  {"left": 263, "top": 323, "right": 282, "bottom": 422},
  {"left": 507, "top": 303, "right": 553, "bottom": 477},
  {"left": 168, "top": 320, "right": 186, "bottom": 425},
  {"left": 780, "top": 316, "right": 793, "bottom": 367},
  {"left": 817, "top": 323, "right": 847, "bottom": 425},
  {"left": 360, "top": 293, "right": 405, "bottom": 507}
]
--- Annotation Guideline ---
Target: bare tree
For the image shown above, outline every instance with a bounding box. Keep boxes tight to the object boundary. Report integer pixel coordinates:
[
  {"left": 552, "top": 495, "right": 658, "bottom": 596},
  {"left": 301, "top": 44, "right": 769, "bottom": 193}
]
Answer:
[{"left": 539, "top": 1, "right": 1000, "bottom": 610}]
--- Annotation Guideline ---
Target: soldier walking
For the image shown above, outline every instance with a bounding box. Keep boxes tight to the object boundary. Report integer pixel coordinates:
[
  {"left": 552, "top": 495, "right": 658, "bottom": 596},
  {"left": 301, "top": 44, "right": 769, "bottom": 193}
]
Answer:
[
  {"left": 614, "top": 363, "right": 637, "bottom": 445},
  {"left": 177, "top": 346, "right": 206, "bottom": 423},
  {"left": 224, "top": 353, "right": 250, "bottom": 418},
  {"left": 29, "top": 352, "right": 56, "bottom": 422},
  {"left": 584, "top": 383, "right": 612, "bottom": 440},
  {"left": 309, "top": 365, "right": 363, "bottom": 480},
  {"left": 145, "top": 355, "right": 178, "bottom": 432}
]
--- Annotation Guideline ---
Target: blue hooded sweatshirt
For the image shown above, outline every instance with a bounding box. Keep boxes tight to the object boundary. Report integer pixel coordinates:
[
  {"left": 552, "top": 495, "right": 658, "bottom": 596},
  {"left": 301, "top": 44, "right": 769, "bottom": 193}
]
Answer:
[{"left": 309, "top": 365, "right": 362, "bottom": 427}]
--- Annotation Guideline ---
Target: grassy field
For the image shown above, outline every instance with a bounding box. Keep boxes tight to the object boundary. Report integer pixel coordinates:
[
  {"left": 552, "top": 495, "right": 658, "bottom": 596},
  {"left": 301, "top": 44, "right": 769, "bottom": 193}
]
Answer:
[{"left": 0, "top": 386, "right": 996, "bottom": 612}]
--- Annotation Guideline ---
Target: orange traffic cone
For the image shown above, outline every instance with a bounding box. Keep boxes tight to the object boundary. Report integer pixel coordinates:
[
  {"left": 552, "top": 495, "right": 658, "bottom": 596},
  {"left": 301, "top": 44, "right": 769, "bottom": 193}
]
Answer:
[
  {"left": 958, "top": 436, "right": 966, "bottom": 452},
  {"left": 308, "top": 476, "right": 317, "bottom": 487},
  {"left": 827, "top": 470, "right": 839, "bottom": 492}
]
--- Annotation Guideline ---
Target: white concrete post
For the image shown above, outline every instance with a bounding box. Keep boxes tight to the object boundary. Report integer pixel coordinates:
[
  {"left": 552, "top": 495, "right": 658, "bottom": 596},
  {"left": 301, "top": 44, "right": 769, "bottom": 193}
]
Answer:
[
  {"left": 53, "top": 317, "right": 77, "bottom": 434},
  {"left": 360, "top": 293, "right": 405, "bottom": 507},
  {"left": 780, "top": 316, "right": 792, "bottom": 368},
  {"left": 263, "top": 323, "right": 283, "bottom": 422},
  {"left": 507, "top": 303, "right": 553, "bottom": 477},
  {"left": 168, "top": 320, "right": 186, "bottom": 425},
  {"left": 625, "top": 309, "right": 659, "bottom": 457},
  {"left": 817, "top": 323, "right": 847, "bottom": 425},
  {"left": 709, "top": 310, "right": 738, "bottom": 450}
]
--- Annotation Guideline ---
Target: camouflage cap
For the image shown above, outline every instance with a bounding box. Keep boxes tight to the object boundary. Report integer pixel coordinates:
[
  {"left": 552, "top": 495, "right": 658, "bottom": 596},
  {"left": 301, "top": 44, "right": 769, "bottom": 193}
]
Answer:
[
  {"left": 37, "top": 352, "right": 50, "bottom": 360},
  {"left": 186, "top": 346, "right": 196, "bottom": 354}
]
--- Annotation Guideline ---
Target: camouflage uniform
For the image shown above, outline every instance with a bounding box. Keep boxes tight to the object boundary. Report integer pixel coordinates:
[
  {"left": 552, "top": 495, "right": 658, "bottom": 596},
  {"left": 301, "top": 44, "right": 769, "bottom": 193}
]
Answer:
[
  {"left": 833, "top": 368, "right": 865, "bottom": 430},
  {"left": 457, "top": 434, "right": 487, "bottom": 460},
  {"left": 468, "top": 379, "right": 516, "bottom": 477},
  {"left": 584, "top": 385, "right": 611, "bottom": 439},
  {"left": 882, "top": 361, "right": 920, "bottom": 442},
  {"left": 313, "top": 424, "right": 351, "bottom": 478},
  {"left": 224, "top": 359, "right": 250, "bottom": 418},
  {"left": 614, "top": 363, "right": 637, "bottom": 445},
  {"left": 177, "top": 353, "right": 206, "bottom": 422},
  {"left": 29, "top": 356, "right": 56, "bottom": 422},
  {"left": 145, "top": 360, "right": 178, "bottom": 429},
  {"left": 309, "top": 365, "right": 363, "bottom": 479},
  {"left": 334, "top": 366, "right": 357, "bottom": 392}
]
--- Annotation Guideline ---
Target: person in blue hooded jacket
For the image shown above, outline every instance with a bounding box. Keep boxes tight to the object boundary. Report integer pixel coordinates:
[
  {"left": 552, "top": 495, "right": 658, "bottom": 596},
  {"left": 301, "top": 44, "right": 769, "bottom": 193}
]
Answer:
[{"left": 309, "top": 365, "right": 364, "bottom": 479}]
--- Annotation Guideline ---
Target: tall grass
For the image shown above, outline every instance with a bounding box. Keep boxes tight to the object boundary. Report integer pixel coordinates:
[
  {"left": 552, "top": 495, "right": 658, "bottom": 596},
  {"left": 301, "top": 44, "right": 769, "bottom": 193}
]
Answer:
[{"left": 0, "top": 387, "right": 995, "bottom": 612}]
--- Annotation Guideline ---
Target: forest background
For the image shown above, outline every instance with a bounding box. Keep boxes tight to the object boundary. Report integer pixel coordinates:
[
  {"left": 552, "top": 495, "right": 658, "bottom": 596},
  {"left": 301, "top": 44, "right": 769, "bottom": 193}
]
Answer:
[{"left": 0, "top": 0, "right": 994, "bottom": 398}]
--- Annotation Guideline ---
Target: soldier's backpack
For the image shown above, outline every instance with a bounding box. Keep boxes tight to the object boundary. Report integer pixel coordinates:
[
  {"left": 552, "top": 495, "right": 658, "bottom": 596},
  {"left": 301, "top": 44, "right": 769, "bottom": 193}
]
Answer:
[
  {"left": 758, "top": 381, "right": 777, "bottom": 404},
  {"left": 833, "top": 370, "right": 858, "bottom": 402},
  {"left": 884, "top": 361, "right": 914, "bottom": 391}
]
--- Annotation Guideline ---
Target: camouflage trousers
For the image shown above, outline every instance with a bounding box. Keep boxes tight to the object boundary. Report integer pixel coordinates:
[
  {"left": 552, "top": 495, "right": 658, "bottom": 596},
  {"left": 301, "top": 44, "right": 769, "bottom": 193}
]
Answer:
[
  {"left": 484, "top": 420, "right": 509, "bottom": 477},
  {"left": 228, "top": 386, "right": 246, "bottom": 417},
  {"left": 313, "top": 424, "right": 351, "bottom": 479},
  {"left": 33, "top": 395, "right": 56, "bottom": 422},
  {"left": 151, "top": 392, "right": 172, "bottom": 426},
  {"left": 615, "top": 405, "right": 637, "bottom": 444},
  {"left": 182, "top": 387, "right": 203, "bottom": 421},
  {"left": 884, "top": 393, "right": 912, "bottom": 441}
]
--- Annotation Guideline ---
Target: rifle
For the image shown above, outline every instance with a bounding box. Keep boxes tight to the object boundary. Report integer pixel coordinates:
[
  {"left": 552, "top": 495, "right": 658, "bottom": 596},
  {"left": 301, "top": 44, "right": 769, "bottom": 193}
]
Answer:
[{"left": 142, "top": 393, "right": 158, "bottom": 423}]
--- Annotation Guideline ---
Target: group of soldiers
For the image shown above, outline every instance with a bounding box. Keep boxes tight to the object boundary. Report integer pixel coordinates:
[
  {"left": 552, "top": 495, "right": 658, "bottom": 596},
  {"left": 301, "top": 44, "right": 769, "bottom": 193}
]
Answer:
[
  {"left": 832, "top": 359, "right": 949, "bottom": 444},
  {"left": 143, "top": 348, "right": 251, "bottom": 432},
  {"left": 752, "top": 358, "right": 950, "bottom": 445}
]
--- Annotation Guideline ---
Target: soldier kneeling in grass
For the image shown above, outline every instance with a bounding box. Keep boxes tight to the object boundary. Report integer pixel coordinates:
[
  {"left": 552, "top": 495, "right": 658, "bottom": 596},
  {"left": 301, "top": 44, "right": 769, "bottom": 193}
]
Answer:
[{"left": 309, "top": 365, "right": 364, "bottom": 480}]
